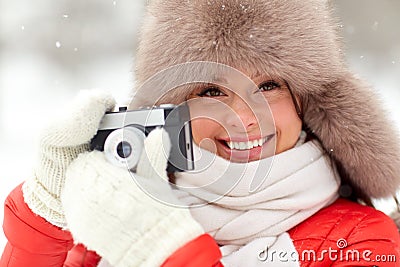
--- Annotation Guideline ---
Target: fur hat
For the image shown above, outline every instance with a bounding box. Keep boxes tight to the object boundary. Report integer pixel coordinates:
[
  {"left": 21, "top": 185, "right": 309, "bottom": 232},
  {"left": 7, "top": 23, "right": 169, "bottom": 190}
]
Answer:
[{"left": 132, "top": 0, "right": 400, "bottom": 200}]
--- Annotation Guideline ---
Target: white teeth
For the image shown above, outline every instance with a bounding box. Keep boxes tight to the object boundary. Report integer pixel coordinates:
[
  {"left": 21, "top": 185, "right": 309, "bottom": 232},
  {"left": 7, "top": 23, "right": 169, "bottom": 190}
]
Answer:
[
  {"left": 226, "top": 137, "right": 269, "bottom": 150},
  {"left": 234, "top": 142, "right": 239, "bottom": 149},
  {"left": 239, "top": 142, "right": 246, "bottom": 150},
  {"left": 228, "top": 141, "right": 233, "bottom": 148}
]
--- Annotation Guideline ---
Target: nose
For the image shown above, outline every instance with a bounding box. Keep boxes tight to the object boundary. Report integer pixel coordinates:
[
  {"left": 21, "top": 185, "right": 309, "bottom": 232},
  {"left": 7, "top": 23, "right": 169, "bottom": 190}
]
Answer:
[{"left": 225, "top": 94, "right": 259, "bottom": 131}]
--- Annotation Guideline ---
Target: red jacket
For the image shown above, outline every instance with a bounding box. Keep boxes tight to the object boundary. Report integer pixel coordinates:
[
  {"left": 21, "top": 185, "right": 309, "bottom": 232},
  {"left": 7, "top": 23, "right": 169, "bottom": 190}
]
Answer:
[{"left": 1, "top": 183, "right": 399, "bottom": 266}]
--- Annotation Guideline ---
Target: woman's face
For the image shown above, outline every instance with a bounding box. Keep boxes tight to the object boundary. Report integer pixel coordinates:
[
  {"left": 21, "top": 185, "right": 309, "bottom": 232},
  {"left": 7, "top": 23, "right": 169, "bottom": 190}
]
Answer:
[{"left": 187, "top": 73, "right": 302, "bottom": 163}]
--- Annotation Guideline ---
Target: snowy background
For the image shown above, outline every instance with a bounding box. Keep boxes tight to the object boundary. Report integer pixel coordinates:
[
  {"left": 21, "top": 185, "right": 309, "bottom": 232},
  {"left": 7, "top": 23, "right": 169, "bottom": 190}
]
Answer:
[{"left": 0, "top": 0, "right": 399, "bottom": 253}]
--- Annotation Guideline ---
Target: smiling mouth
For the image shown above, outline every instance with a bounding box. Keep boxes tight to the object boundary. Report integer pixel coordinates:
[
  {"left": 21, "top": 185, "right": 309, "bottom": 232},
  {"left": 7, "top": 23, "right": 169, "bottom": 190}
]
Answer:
[{"left": 220, "top": 134, "right": 275, "bottom": 150}]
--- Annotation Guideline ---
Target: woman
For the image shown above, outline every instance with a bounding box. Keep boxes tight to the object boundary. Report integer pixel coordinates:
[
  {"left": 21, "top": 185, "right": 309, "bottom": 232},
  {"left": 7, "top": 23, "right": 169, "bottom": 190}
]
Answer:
[{"left": 1, "top": 0, "right": 400, "bottom": 266}]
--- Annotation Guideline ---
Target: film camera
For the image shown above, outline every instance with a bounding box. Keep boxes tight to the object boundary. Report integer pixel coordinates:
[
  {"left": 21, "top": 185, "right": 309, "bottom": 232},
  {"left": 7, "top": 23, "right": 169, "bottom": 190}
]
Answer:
[{"left": 90, "top": 103, "right": 194, "bottom": 173}]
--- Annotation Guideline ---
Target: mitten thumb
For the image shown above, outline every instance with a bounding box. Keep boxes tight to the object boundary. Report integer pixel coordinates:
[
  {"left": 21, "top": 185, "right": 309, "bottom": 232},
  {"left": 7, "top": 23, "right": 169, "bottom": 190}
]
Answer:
[{"left": 136, "top": 128, "right": 171, "bottom": 181}]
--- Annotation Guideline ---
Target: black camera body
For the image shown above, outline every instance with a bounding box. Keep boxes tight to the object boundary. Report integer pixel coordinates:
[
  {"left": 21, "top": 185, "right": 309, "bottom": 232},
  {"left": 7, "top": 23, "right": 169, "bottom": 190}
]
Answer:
[{"left": 90, "top": 103, "right": 194, "bottom": 173}]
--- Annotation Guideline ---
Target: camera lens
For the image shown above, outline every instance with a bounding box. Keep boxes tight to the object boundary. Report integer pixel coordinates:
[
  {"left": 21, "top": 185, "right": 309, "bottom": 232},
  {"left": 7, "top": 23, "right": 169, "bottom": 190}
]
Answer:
[
  {"left": 103, "top": 126, "right": 145, "bottom": 170},
  {"left": 117, "top": 141, "right": 132, "bottom": 158}
]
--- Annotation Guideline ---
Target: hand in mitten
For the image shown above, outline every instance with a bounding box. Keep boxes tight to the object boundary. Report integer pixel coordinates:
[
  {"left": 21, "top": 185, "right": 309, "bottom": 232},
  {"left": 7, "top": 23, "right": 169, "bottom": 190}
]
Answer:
[
  {"left": 22, "top": 90, "right": 115, "bottom": 228},
  {"left": 61, "top": 128, "right": 204, "bottom": 267}
]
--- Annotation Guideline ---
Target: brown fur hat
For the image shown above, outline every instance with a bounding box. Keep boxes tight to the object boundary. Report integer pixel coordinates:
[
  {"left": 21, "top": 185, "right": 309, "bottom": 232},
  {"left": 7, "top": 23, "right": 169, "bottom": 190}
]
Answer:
[{"left": 132, "top": 0, "right": 400, "bottom": 199}]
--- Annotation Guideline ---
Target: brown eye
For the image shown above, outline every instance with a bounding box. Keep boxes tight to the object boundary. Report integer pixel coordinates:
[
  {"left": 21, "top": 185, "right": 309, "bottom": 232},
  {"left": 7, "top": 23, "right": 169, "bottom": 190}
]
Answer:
[
  {"left": 258, "top": 81, "right": 280, "bottom": 92},
  {"left": 197, "top": 87, "right": 226, "bottom": 97}
]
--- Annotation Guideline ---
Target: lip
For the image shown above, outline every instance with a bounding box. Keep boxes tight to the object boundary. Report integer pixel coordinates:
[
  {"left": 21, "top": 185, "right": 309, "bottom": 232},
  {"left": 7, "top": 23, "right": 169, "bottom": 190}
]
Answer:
[{"left": 216, "top": 133, "right": 275, "bottom": 162}]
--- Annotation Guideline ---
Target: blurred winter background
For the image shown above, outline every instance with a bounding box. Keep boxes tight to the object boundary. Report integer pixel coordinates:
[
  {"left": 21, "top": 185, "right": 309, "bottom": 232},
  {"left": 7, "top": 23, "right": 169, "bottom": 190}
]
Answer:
[{"left": 0, "top": 0, "right": 399, "bottom": 252}]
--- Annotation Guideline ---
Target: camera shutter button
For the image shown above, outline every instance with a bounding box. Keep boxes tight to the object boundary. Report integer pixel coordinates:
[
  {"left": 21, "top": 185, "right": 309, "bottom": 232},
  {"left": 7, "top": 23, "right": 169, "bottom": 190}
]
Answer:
[{"left": 159, "top": 104, "right": 175, "bottom": 108}]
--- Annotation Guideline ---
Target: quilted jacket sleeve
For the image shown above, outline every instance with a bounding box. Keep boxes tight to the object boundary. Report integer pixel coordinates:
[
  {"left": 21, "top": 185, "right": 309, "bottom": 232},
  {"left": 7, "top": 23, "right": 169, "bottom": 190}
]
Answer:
[
  {"left": 0, "top": 183, "right": 101, "bottom": 267},
  {"left": 161, "top": 234, "right": 223, "bottom": 267},
  {"left": 290, "top": 198, "right": 400, "bottom": 267},
  {"left": 330, "top": 207, "right": 400, "bottom": 267}
]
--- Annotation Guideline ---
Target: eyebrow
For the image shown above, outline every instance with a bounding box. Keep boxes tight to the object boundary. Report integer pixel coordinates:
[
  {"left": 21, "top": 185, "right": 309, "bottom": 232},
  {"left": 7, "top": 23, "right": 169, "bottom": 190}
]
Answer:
[
  {"left": 211, "top": 71, "right": 279, "bottom": 85},
  {"left": 249, "top": 71, "right": 262, "bottom": 79},
  {"left": 211, "top": 75, "right": 229, "bottom": 84},
  {"left": 212, "top": 73, "right": 260, "bottom": 83},
  {"left": 251, "top": 71, "right": 275, "bottom": 81}
]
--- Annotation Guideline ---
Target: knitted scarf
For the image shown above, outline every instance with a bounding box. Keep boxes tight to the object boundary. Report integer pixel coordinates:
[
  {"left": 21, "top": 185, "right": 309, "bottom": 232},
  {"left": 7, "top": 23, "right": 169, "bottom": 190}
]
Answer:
[{"left": 173, "top": 139, "right": 340, "bottom": 266}]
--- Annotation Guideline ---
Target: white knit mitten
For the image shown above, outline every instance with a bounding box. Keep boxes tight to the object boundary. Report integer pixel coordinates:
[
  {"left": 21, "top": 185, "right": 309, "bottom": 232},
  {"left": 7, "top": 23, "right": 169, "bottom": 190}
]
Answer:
[
  {"left": 62, "top": 128, "right": 204, "bottom": 267},
  {"left": 22, "top": 90, "right": 116, "bottom": 228}
]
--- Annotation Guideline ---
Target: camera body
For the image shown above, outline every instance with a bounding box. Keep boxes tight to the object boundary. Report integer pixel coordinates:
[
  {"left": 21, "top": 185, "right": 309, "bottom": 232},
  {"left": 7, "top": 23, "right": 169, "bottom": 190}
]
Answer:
[{"left": 90, "top": 103, "right": 194, "bottom": 173}]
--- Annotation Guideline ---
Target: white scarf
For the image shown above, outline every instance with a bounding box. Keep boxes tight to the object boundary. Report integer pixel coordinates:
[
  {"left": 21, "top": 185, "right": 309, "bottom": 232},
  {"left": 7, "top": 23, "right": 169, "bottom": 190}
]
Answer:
[{"left": 173, "top": 139, "right": 340, "bottom": 266}]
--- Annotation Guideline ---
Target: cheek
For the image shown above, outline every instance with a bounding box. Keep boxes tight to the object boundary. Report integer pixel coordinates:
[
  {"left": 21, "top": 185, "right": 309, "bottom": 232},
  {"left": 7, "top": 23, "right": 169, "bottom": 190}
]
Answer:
[
  {"left": 271, "top": 101, "right": 302, "bottom": 153},
  {"left": 191, "top": 118, "right": 222, "bottom": 145}
]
